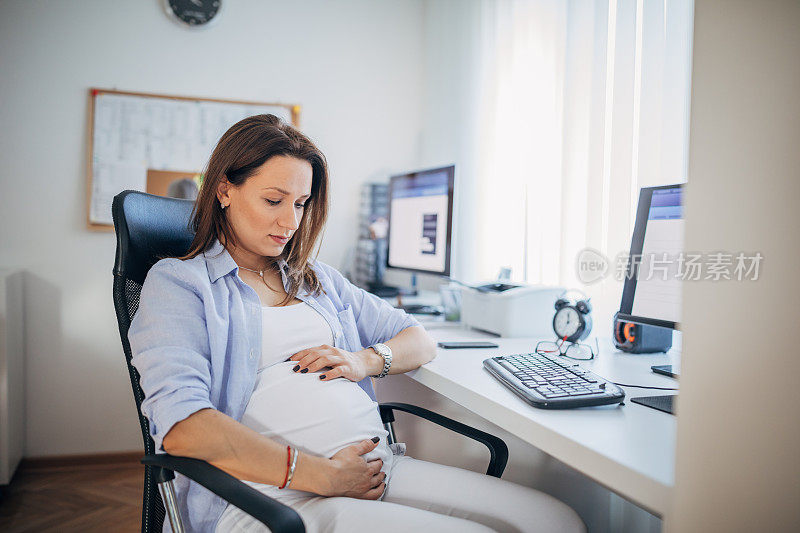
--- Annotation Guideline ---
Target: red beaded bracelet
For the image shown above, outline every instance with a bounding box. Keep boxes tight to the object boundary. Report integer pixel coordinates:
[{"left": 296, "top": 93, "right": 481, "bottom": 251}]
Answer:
[{"left": 278, "top": 445, "right": 291, "bottom": 489}]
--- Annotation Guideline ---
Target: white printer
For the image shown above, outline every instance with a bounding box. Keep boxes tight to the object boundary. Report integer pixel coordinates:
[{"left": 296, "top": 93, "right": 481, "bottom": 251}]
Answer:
[{"left": 460, "top": 282, "right": 564, "bottom": 338}]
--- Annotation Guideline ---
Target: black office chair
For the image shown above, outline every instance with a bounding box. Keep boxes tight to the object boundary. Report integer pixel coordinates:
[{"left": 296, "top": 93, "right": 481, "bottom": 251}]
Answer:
[{"left": 111, "top": 190, "right": 509, "bottom": 533}]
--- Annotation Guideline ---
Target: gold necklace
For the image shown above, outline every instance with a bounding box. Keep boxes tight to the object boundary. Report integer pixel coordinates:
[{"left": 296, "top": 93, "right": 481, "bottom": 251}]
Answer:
[{"left": 238, "top": 265, "right": 279, "bottom": 292}]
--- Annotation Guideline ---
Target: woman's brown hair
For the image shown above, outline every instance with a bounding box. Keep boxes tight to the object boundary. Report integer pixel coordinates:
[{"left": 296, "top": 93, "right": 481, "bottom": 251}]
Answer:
[{"left": 178, "top": 114, "right": 329, "bottom": 305}]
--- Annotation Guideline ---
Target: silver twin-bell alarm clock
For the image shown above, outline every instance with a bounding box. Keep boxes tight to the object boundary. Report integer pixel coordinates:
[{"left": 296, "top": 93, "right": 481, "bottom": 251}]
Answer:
[{"left": 552, "top": 290, "right": 593, "bottom": 343}]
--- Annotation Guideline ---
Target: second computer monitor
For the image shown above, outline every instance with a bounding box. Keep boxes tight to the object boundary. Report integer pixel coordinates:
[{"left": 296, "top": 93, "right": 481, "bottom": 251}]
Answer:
[
  {"left": 386, "top": 165, "right": 455, "bottom": 277},
  {"left": 618, "top": 184, "right": 685, "bottom": 329}
]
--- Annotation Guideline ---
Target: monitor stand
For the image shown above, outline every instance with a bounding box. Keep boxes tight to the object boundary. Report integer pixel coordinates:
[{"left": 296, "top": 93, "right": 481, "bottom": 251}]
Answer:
[
  {"left": 366, "top": 273, "right": 418, "bottom": 299},
  {"left": 400, "top": 303, "right": 443, "bottom": 315},
  {"left": 393, "top": 273, "right": 443, "bottom": 315},
  {"left": 367, "top": 282, "right": 400, "bottom": 298},
  {"left": 630, "top": 395, "right": 677, "bottom": 415},
  {"left": 393, "top": 273, "right": 420, "bottom": 301}
]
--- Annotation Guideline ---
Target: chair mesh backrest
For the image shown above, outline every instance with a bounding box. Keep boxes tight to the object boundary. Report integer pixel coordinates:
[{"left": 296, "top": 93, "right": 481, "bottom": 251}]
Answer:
[
  {"left": 111, "top": 189, "right": 378, "bottom": 531},
  {"left": 112, "top": 191, "right": 196, "bottom": 533}
]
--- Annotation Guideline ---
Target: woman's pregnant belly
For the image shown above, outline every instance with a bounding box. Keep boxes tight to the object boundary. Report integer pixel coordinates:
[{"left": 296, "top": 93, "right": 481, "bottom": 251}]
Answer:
[{"left": 240, "top": 361, "right": 392, "bottom": 477}]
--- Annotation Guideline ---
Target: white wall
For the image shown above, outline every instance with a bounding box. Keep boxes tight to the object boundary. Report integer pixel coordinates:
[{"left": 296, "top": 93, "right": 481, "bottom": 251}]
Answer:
[
  {"left": 668, "top": 0, "right": 800, "bottom": 530},
  {"left": 0, "top": 0, "right": 425, "bottom": 456}
]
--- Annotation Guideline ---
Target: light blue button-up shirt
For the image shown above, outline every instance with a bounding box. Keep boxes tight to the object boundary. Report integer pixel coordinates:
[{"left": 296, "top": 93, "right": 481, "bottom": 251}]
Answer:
[{"left": 128, "top": 239, "right": 420, "bottom": 532}]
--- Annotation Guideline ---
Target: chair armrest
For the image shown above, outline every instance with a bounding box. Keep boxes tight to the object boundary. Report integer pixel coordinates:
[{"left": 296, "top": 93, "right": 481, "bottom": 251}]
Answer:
[
  {"left": 378, "top": 402, "right": 509, "bottom": 478},
  {"left": 141, "top": 454, "right": 305, "bottom": 533}
]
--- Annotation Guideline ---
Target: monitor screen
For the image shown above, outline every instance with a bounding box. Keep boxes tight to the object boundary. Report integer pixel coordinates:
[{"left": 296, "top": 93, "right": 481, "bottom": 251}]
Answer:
[
  {"left": 386, "top": 166, "right": 454, "bottom": 277},
  {"left": 618, "top": 184, "right": 684, "bottom": 329}
]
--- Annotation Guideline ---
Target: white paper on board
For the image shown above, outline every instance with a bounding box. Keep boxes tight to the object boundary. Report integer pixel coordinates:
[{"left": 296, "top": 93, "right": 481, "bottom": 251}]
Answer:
[
  {"left": 90, "top": 92, "right": 296, "bottom": 224},
  {"left": 90, "top": 162, "right": 147, "bottom": 225}
]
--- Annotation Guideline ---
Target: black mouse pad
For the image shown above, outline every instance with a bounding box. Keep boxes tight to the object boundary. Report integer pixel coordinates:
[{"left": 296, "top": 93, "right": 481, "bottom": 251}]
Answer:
[{"left": 631, "top": 394, "right": 677, "bottom": 415}]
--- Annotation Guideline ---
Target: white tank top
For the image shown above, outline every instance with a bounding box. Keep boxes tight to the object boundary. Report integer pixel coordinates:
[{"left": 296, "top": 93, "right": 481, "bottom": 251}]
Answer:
[{"left": 237, "top": 302, "right": 392, "bottom": 503}]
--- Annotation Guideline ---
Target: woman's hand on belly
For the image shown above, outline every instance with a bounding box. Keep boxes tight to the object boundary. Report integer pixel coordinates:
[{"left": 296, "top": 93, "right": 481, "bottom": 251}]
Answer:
[
  {"left": 315, "top": 437, "right": 386, "bottom": 500},
  {"left": 289, "top": 344, "right": 383, "bottom": 382}
]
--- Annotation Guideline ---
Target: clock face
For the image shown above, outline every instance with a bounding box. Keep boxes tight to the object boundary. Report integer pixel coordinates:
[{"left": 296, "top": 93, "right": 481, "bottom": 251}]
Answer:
[
  {"left": 554, "top": 307, "right": 581, "bottom": 338},
  {"left": 165, "top": 0, "right": 221, "bottom": 27}
]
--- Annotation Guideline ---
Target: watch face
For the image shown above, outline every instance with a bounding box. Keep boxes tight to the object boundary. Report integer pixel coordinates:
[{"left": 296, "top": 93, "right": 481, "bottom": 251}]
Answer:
[
  {"left": 554, "top": 307, "right": 582, "bottom": 338},
  {"left": 166, "top": 0, "right": 221, "bottom": 27},
  {"left": 373, "top": 344, "right": 391, "bottom": 358}
]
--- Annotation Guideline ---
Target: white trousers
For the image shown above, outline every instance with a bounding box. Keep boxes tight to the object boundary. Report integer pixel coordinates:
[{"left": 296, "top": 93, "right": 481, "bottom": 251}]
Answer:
[{"left": 215, "top": 454, "right": 586, "bottom": 533}]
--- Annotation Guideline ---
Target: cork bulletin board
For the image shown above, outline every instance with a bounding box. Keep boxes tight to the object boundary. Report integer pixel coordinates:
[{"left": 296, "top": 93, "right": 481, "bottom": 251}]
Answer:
[{"left": 86, "top": 88, "right": 301, "bottom": 230}]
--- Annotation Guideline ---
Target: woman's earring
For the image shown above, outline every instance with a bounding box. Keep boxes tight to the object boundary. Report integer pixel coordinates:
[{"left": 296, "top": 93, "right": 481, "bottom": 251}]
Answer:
[{"left": 220, "top": 201, "right": 226, "bottom": 210}]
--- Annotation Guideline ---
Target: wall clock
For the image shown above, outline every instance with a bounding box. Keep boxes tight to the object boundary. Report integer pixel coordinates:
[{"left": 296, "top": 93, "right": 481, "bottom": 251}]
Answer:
[{"left": 164, "top": 0, "right": 222, "bottom": 28}]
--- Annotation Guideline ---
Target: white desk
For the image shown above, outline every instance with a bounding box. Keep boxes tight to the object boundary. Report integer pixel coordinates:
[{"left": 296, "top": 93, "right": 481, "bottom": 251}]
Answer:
[{"left": 402, "top": 321, "right": 679, "bottom": 517}]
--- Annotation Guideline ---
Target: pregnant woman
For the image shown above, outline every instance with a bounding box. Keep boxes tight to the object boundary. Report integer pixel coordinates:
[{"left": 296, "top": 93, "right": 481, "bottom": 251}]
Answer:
[{"left": 128, "top": 114, "right": 585, "bottom": 533}]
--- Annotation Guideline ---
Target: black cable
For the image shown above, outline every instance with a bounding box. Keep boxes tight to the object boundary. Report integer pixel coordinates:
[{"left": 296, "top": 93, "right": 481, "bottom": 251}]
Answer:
[{"left": 613, "top": 382, "right": 678, "bottom": 391}]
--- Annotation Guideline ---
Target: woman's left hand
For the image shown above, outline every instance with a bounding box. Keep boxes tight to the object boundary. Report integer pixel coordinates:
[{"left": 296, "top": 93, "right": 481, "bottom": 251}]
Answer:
[{"left": 289, "top": 345, "right": 380, "bottom": 382}]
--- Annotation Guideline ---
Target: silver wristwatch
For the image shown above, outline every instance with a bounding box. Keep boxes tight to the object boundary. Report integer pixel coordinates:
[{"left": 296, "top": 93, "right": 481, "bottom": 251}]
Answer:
[{"left": 369, "top": 343, "right": 392, "bottom": 378}]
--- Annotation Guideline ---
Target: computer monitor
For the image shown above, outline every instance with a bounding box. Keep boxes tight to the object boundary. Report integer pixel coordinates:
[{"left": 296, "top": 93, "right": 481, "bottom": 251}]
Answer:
[
  {"left": 386, "top": 165, "right": 455, "bottom": 277},
  {"left": 618, "top": 184, "right": 684, "bottom": 329}
]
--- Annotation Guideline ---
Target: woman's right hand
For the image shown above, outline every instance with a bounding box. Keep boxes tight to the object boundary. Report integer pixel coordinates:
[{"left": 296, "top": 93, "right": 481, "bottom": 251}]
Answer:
[{"left": 320, "top": 437, "right": 386, "bottom": 499}]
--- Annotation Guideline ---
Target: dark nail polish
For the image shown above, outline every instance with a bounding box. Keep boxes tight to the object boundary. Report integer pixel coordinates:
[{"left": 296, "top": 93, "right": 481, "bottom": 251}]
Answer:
[
  {"left": 292, "top": 365, "right": 299, "bottom": 372},
  {"left": 371, "top": 437, "right": 380, "bottom": 443},
  {"left": 319, "top": 375, "right": 326, "bottom": 380},
  {"left": 300, "top": 368, "right": 308, "bottom": 373}
]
